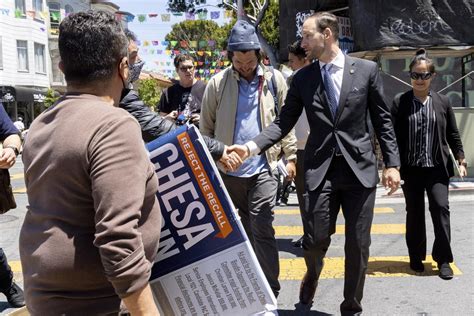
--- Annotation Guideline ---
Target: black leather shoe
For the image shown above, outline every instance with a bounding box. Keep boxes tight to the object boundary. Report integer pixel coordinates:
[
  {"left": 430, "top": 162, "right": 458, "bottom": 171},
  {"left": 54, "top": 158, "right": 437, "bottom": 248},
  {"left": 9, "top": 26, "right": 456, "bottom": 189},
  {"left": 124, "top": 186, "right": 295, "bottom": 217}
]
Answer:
[
  {"left": 2, "top": 282, "right": 25, "bottom": 307},
  {"left": 299, "top": 273, "right": 317, "bottom": 305},
  {"left": 438, "top": 262, "right": 453, "bottom": 280},
  {"left": 409, "top": 260, "right": 424, "bottom": 272},
  {"left": 293, "top": 236, "right": 303, "bottom": 248}
]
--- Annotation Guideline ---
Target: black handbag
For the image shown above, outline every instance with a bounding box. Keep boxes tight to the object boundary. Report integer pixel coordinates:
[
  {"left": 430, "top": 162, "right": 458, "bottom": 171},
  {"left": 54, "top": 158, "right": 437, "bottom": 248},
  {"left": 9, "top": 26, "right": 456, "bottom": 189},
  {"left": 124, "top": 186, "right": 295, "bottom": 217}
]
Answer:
[{"left": 0, "top": 168, "right": 16, "bottom": 214}]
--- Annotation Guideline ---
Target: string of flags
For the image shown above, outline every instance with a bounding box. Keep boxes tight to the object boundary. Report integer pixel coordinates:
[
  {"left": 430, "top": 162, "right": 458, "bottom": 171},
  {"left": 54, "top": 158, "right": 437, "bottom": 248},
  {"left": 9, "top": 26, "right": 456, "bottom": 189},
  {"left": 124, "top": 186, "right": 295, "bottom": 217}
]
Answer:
[{"left": 119, "top": 9, "right": 234, "bottom": 23}]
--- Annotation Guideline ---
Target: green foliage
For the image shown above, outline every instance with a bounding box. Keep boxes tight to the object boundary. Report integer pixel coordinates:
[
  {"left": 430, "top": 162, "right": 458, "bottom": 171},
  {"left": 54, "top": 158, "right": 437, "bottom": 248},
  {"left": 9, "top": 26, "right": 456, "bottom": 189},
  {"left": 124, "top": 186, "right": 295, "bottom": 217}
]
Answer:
[
  {"left": 43, "top": 88, "right": 60, "bottom": 108},
  {"left": 137, "top": 79, "right": 162, "bottom": 111},
  {"left": 165, "top": 20, "right": 229, "bottom": 51},
  {"left": 167, "top": 0, "right": 213, "bottom": 13},
  {"left": 259, "top": 0, "right": 279, "bottom": 49}
]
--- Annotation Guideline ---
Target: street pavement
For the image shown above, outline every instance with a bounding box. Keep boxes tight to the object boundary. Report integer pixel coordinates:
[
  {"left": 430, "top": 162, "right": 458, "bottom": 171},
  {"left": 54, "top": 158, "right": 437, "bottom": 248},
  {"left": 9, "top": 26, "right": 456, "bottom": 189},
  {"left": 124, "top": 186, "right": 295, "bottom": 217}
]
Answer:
[{"left": 1, "top": 159, "right": 473, "bottom": 315}]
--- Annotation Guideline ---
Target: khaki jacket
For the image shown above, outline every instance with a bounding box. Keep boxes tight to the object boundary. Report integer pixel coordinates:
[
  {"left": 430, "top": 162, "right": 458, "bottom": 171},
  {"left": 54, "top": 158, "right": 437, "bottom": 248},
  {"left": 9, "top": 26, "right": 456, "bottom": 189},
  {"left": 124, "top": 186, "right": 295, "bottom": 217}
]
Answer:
[{"left": 200, "top": 64, "right": 297, "bottom": 172}]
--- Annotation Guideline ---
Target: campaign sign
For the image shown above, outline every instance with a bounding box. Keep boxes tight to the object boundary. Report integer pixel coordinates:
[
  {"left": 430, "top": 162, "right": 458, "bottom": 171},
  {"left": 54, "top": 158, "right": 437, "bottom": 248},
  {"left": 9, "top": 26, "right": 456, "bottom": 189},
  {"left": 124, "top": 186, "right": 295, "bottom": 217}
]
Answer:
[{"left": 146, "top": 124, "right": 277, "bottom": 315}]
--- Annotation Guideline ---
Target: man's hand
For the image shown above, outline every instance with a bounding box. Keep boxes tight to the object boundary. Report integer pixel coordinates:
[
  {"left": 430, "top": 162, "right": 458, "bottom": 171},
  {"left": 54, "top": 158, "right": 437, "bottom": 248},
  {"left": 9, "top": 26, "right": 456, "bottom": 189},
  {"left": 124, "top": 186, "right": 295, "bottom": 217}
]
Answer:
[
  {"left": 164, "top": 110, "right": 178, "bottom": 121},
  {"left": 286, "top": 160, "right": 296, "bottom": 180},
  {"left": 382, "top": 167, "right": 401, "bottom": 195},
  {"left": 0, "top": 148, "right": 17, "bottom": 169},
  {"left": 227, "top": 144, "right": 250, "bottom": 161},
  {"left": 219, "top": 146, "right": 243, "bottom": 172},
  {"left": 190, "top": 113, "right": 200, "bottom": 125},
  {"left": 458, "top": 160, "right": 468, "bottom": 178}
]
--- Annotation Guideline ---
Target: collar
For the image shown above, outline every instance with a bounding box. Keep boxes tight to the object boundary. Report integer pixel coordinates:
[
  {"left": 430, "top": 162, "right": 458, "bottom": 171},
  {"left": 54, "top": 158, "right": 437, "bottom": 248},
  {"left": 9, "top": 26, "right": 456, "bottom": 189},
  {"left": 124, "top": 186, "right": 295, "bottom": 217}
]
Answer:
[{"left": 319, "top": 50, "right": 345, "bottom": 70}]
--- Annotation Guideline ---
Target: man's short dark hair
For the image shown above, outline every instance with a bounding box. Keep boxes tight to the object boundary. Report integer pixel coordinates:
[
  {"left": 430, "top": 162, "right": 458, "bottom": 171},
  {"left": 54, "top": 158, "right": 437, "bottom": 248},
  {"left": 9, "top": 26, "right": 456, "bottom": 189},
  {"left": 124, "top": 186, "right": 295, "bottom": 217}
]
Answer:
[
  {"left": 59, "top": 10, "right": 128, "bottom": 86},
  {"left": 124, "top": 29, "right": 137, "bottom": 42},
  {"left": 173, "top": 54, "right": 195, "bottom": 68},
  {"left": 288, "top": 40, "right": 305, "bottom": 59},
  {"left": 311, "top": 11, "right": 339, "bottom": 40}
]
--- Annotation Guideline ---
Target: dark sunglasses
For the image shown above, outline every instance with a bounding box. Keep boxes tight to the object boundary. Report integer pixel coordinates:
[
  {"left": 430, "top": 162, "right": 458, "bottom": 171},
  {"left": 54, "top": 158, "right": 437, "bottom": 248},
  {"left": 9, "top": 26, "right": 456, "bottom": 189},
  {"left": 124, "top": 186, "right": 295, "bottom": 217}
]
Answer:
[
  {"left": 410, "top": 72, "right": 433, "bottom": 80},
  {"left": 179, "top": 65, "right": 194, "bottom": 71}
]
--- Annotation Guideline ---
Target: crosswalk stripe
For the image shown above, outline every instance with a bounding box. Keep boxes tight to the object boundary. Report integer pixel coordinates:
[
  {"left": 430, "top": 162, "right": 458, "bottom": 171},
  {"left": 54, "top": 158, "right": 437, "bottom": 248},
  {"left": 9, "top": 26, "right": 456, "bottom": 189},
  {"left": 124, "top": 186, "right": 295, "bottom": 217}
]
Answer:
[
  {"left": 11, "top": 173, "right": 24, "bottom": 180},
  {"left": 10, "top": 256, "right": 462, "bottom": 280},
  {"left": 275, "top": 224, "right": 406, "bottom": 236},
  {"left": 13, "top": 188, "right": 27, "bottom": 193},
  {"left": 279, "top": 255, "right": 462, "bottom": 280},
  {"left": 275, "top": 207, "right": 394, "bottom": 215}
]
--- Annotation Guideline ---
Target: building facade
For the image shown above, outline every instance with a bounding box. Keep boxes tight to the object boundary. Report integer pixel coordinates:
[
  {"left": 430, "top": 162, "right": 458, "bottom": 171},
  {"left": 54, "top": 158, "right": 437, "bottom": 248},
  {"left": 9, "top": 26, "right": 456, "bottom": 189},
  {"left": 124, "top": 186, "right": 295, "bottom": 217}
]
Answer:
[{"left": 0, "top": 0, "right": 50, "bottom": 124}]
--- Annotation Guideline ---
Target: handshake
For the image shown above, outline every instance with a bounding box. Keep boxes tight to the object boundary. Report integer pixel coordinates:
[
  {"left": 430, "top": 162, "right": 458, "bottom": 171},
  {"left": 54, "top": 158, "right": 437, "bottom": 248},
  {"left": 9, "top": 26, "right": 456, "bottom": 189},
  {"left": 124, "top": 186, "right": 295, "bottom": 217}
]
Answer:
[
  {"left": 218, "top": 144, "right": 250, "bottom": 172},
  {"left": 218, "top": 144, "right": 297, "bottom": 180}
]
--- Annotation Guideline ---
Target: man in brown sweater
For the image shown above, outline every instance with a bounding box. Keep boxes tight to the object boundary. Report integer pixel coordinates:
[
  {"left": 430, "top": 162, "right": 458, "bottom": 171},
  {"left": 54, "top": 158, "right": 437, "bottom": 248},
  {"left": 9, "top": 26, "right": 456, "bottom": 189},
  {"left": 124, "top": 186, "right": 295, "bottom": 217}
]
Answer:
[{"left": 20, "top": 11, "right": 160, "bottom": 315}]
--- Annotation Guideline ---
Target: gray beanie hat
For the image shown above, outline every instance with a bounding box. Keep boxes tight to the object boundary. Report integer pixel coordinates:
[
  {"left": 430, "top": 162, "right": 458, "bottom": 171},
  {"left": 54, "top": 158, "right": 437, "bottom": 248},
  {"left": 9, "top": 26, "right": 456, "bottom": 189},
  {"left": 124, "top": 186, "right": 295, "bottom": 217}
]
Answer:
[{"left": 227, "top": 20, "right": 261, "bottom": 52}]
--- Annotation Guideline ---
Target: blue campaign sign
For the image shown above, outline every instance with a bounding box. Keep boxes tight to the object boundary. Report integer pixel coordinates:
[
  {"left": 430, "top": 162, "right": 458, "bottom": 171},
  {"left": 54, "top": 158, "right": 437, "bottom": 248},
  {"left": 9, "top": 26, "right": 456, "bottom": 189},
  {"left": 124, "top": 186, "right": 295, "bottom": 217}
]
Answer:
[{"left": 147, "top": 125, "right": 247, "bottom": 280}]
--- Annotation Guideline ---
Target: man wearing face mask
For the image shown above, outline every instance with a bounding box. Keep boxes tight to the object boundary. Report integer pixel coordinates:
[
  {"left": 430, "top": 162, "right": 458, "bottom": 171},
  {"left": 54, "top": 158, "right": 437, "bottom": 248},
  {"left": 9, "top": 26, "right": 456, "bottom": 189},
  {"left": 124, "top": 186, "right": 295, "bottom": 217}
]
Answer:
[{"left": 119, "top": 30, "right": 241, "bottom": 170}]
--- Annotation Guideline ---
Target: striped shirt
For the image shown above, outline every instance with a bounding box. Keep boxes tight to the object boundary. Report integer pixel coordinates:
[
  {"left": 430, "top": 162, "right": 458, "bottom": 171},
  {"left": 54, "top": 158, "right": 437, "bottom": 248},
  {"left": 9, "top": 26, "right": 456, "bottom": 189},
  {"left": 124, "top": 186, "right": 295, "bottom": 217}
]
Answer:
[{"left": 406, "top": 94, "right": 439, "bottom": 167}]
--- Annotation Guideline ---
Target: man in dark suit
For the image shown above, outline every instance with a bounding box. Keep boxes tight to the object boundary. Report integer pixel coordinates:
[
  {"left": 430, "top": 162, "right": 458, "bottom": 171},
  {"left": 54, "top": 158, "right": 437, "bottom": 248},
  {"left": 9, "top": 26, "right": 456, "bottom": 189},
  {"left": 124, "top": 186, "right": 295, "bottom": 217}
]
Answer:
[{"left": 232, "top": 12, "right": 401, "bottom": 315}]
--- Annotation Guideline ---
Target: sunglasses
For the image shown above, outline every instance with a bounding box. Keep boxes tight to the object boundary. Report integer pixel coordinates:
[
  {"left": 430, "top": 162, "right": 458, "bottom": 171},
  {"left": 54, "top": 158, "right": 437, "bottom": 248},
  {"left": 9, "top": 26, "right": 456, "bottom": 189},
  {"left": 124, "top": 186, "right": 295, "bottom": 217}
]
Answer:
[
  {"left": 410, "top": 72, "right": 433, "bottom": 80},
  {"left": 179, "top": 66, "right": 194, "bottom": 71}
]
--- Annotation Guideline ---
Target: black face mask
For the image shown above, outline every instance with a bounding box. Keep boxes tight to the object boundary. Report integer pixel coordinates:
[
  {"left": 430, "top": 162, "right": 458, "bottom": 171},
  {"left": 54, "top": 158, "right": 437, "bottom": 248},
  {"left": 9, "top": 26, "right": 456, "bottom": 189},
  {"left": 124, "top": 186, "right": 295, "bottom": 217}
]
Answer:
[{"left": 129, "top": 60, "right": 145, "bottom": 83}]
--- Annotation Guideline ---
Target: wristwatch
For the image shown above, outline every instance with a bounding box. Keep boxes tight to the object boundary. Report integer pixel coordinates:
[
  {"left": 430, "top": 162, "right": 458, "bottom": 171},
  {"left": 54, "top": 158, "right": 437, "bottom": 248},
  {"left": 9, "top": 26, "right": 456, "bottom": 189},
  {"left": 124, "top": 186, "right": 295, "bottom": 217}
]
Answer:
[{"left": 4, "top": 145, "right": 19, "bottom": 156}]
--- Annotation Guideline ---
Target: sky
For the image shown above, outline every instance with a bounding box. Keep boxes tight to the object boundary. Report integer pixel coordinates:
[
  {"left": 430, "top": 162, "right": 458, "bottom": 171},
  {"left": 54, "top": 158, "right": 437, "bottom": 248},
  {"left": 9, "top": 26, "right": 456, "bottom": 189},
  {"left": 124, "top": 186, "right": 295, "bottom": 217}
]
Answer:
[{"left": 113, "top": 0, "right": 232, "bottom": 76}]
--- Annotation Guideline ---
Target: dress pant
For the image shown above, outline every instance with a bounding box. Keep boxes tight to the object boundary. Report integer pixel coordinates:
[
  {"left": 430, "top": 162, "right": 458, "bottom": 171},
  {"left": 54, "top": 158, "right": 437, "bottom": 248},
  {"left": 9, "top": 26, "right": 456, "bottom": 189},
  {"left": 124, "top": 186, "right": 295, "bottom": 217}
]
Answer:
[
  {"left": 401, "top": 165, "right": 453, "bottom": 264},
  {"left": 220, "top": 170, "right": 280, "bottom": 297},
  {"left": 303, "top": 156, "right": 375, "bottom": 315},
  {"left": 295, "top": 149, "right": 306, "bottom": 212},
  {"left": 0, "top": 248, "right": 13, "bottom": 292}
]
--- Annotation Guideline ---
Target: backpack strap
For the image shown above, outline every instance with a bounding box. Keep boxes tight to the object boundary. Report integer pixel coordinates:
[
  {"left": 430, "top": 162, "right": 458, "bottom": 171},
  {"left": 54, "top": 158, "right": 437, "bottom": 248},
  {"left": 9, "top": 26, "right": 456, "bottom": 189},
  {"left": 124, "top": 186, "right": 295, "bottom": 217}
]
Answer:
[{"left": 266, "top": 66, "right": 279, "bottom": 116}]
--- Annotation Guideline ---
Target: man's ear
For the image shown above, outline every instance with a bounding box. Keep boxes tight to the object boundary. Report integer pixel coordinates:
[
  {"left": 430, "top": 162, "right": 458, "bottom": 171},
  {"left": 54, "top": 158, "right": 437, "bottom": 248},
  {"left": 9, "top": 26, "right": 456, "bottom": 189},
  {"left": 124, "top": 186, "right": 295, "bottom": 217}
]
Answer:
[
  {"left": 324, "top": 28, "right": 331, "bottom": 39},
  {"left": 118, "top": 56, "right": 129, "bottom": 81}
]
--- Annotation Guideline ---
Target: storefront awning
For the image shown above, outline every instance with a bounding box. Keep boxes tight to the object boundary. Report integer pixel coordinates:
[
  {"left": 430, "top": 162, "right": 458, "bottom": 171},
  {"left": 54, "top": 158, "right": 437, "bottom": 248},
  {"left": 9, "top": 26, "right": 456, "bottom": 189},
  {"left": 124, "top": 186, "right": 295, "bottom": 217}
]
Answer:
[{"left": 0, "top": 86, "right": 48, "bottom": 103}]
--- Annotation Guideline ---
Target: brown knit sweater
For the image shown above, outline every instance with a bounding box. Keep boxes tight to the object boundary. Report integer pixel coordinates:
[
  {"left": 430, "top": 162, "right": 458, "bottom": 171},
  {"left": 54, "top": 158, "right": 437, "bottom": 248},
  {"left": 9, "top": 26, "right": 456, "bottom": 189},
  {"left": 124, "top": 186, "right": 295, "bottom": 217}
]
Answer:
[{"left": 20, "top": 94, "right": 161, "bottom": 315}]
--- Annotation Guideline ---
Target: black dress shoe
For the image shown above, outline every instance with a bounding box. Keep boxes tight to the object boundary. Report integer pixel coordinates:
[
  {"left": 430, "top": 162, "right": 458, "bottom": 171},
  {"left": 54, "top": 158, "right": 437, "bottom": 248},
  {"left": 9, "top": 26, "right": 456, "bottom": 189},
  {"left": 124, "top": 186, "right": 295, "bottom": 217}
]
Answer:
[
  {"left": 438, "top": 262, "right": 453, "bottom": 280},
  {"left": 293, "top": 236, "right": 303, "bottom": 248},
  {"left": 299, "top": 273, "right": 317, "bottom": 305},
  {"left": 2, "top": 282, "right": 25, "bottom": 308},
  {"left": 409, "top": 260, "right": 424, "bottom": 272}
]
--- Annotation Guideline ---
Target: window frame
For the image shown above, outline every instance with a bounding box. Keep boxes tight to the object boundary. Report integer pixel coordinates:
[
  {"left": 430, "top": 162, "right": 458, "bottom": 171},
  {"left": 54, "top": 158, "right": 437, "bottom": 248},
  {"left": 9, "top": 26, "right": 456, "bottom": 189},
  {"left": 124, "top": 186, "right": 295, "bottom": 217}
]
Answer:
[
  {"left": 34, "top": 42, "right": 46, "bottom": 74},
  {"left": 48, "top": 2, "right": 61, "bottom": 35},
  {"left": 17, "top": 40, "right": 29, "bottom": 72},
  {"left": 0, "top": 36, "right": 3, "bottom": 70},
  {"left": 15, "top": 0, "right": 26, "bottom": 18}
]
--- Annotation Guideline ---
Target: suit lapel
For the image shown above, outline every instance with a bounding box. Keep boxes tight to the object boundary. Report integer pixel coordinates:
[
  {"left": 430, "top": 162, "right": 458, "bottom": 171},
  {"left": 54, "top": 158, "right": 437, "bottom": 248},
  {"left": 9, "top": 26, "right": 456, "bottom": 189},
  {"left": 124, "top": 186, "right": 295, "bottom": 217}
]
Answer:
[{"left": 335, "top": 56, "right": 356, "bottom": 121}]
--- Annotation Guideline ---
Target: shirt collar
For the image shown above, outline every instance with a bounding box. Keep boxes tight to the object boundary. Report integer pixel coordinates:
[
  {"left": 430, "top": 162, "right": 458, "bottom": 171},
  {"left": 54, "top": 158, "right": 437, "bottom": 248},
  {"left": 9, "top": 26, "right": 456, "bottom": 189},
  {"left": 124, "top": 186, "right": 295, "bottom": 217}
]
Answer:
[{"left": 319, "top": 50, "right": 345, "bottom": 70}]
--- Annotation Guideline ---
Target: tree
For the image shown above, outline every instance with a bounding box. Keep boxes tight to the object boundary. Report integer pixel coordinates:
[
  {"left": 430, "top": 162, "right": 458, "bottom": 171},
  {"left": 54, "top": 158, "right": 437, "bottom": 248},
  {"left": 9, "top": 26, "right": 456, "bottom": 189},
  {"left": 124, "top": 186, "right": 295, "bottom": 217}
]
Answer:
[
  {"left": 164, "top": 20, "right": 232, "bottom": 80},
  {"left": 137, "top": 79, "right": 162, "bottom": 111},
  {"left": 167, "top": 0, "right": 280, "bottom": 66},
  {"left": 43, "top": 88, "right": 60, "bottom": 108},
  {"left": 165, "top": 20, "right": 229, "bottom": 51}
]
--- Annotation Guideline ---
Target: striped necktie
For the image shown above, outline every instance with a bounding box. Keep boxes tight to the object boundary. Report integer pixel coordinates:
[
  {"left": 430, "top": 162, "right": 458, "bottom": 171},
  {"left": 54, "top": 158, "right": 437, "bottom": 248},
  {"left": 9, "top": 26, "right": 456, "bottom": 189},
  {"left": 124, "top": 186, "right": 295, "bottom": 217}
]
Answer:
[{"left": 322, "top": 64, "right": 338, "bottom": 119}]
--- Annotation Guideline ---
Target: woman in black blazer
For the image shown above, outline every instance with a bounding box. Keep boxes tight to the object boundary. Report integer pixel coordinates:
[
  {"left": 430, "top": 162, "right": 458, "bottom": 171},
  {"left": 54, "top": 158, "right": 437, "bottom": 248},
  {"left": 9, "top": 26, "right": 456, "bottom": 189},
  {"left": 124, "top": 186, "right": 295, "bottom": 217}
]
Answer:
[{"left": 391, "top": 49, "right": 467, "bottom": 280}]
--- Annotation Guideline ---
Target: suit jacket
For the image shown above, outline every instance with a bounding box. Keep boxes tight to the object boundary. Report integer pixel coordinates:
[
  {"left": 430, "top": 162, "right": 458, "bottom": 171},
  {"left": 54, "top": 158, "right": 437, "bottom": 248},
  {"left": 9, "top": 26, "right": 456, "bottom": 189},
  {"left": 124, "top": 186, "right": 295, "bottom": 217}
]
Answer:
[
  {"left": 391, "top": 90, "right": 464, "bottom": 178},
  {"left": 253, "top": 56, "right": 400, "bottom": 190}
]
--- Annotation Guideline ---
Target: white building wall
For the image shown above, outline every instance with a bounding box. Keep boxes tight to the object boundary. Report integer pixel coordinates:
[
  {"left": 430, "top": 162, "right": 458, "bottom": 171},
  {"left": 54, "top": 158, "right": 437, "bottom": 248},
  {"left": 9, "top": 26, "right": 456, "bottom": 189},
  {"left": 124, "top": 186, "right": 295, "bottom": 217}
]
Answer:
[{"left": 0, "top": 0, "right": 50, "bottom": 88}]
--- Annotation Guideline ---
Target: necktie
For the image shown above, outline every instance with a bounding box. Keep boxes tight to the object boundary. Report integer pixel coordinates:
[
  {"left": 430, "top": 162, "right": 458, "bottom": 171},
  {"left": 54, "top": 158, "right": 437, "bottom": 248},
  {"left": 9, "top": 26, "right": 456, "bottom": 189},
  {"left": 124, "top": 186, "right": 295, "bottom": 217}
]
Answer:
[{"left": 322, "top": 64, "right": 338, "bottom": 119}]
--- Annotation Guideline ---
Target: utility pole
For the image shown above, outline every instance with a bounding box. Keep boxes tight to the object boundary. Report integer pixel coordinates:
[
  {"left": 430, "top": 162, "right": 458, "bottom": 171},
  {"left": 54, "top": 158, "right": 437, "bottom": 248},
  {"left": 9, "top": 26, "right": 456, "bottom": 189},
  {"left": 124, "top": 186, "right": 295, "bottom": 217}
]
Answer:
[{"left": 237, "top": 0, "right": 244, "bottom": 20}]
